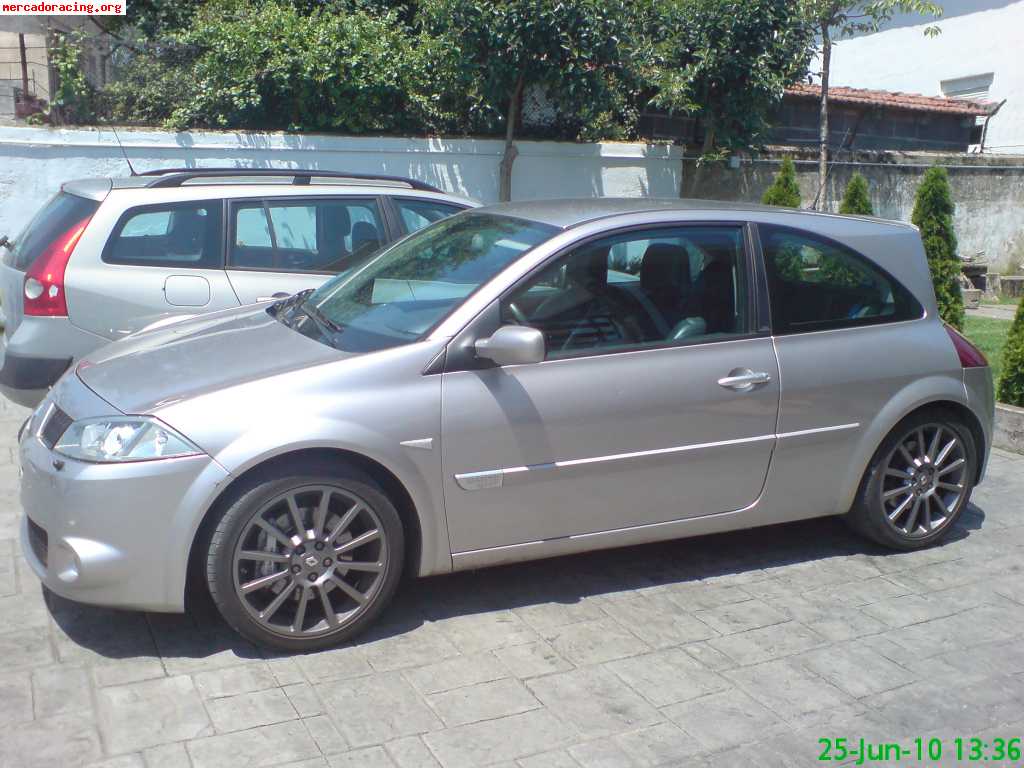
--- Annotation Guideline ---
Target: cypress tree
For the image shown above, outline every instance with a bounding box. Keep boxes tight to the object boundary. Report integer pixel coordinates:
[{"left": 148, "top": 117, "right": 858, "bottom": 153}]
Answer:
[
  {"left": 839, "top": 172, "right": 873, "bottom": 215},
  {"left": 762, "top": 157, "right": 801, "bottom": 208},
  {"left": 911, "top": 167, "right": 964, "bottom": 330},
  {"left": 997, "top": 299, "right": 1024, "bottom": 406}
]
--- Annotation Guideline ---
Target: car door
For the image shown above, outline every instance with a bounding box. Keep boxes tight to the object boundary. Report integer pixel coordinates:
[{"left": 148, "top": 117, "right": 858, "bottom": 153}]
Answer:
[
  {"left": 67, "top": 200, "right": 240, "bottom": 340},
  {"left": 440, "top": 223, "right": 781, "bottom": 554},
  {"left": 226, "top": 197, "right": 388, "bottom": 304}
]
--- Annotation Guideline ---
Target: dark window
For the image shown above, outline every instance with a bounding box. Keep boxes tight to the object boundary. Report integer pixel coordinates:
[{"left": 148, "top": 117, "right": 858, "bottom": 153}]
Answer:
[
  {"left": 103, "top": 202, "right": 222, "bottom": 269},
  {"left": 394, "top": 199, "right": 465, "bottom": 234},
  {"left": 501, "top": 226, "right": 751, "bottom": 359},
  {"left": 230, "top": 198, "right": 384, "bottom": 274},
  {"left": 6, "top": 192, "right": 100, "bottom": 271},
  {"left": 760, "top": 225, "right": 922, "bottom": 333}
]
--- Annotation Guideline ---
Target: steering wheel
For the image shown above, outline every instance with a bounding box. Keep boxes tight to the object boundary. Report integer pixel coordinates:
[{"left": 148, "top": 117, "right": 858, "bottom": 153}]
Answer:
[{"left": 506, "top": 301, "right": 530, "bottom": 326}]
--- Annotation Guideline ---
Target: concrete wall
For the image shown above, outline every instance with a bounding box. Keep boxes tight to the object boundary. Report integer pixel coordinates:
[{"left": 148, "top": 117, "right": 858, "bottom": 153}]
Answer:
[
  {"left": 819, "top": 0, "right": 1024, "bottom": 155},
  {"left": 681, "top": 150, "right": 1024, "bottom": 275},
  {"left": 0, "top": 125, "right": 683, "bottom": 242}
]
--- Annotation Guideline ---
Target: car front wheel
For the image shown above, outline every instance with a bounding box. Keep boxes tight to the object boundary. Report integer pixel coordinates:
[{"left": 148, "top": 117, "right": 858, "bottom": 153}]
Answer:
[
  {"left": 206, "top": 462, "right": 404, "bottom": 651},
  {"left": 847, "top": 411, "right": 977, "bottom": 551}
]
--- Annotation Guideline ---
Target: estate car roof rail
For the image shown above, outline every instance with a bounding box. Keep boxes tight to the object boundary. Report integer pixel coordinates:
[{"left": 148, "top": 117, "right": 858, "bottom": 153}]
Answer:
[{"left": 139, "top": 168, "right": 443, "bottom": 192}]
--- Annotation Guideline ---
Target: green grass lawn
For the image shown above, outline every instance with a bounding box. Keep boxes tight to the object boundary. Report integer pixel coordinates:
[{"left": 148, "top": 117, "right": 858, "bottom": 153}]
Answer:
[
  {"left": 963, "top": 315, "right": 1011, "bottom": 390},
  {"left": 981, "top": 294, "right": 1020, "bottom": 307}
]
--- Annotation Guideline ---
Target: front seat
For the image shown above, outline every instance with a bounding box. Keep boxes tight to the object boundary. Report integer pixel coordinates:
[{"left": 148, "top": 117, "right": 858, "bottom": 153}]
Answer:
[
  {"left": 320, "top": 206, "right": 352, "bottom": 271},
  {"left": 638, "top": 242, "right": 709, "bottom": 340},
  {"left": 351, "top": 221, "right": 381, "bottom": 258},
  {"left": 693, "top": 248, "right": 736, "bottom": 334},
  {"left": 166, "top": 211, "right": 207, "bottom": 262}
]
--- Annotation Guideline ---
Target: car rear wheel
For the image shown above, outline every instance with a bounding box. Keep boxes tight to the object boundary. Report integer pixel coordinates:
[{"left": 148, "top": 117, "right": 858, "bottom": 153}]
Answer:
[
  {"left": 846, "top": 411, "right": 977, "bottom": 551},
  {"left": 206, "top": 462, "right": 404, "bottom": 651}
]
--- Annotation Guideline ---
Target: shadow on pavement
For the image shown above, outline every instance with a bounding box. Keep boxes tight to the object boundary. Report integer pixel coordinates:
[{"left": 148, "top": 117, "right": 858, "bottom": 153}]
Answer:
[{"left": 42, "top": 502, "right": 987, "bottom": 662}]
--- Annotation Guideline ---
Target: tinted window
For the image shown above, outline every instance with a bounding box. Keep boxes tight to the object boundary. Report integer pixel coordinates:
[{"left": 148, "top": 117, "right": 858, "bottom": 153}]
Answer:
[
  {"left": 103, "top": 202, "right": 222, "bottom": 268},
  {"left": 230, "top": 198, "right": 384, "bottom": 274},
  {"left": 760, "top": 225, "right": 922, "bottom": 333},
  {"left": 502, "top": 226, "right": 751, "bottom": 359},
  {"left": 291, "top": 213, "right": 556, "bottom": 353},
  {"left": 395, "top": 199, "right": 465, "bottom": 234},
  {"left": 5, "top": 192, "right": 100, "bottom": 271}
]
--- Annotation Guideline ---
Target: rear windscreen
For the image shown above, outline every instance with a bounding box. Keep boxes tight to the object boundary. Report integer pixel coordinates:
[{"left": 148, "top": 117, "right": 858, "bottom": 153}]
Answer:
[{"left": 3, "top": 192, "right": 100, "bottom": 271}]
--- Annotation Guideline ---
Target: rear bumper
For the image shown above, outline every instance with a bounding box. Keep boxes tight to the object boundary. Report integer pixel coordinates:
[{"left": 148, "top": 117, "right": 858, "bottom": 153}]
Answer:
[
  {"left": 0, "top": 316, "right": 108, "bottom": 407},
  {"left": 964, "top": 366, "right": 995, "bottom": 483}
]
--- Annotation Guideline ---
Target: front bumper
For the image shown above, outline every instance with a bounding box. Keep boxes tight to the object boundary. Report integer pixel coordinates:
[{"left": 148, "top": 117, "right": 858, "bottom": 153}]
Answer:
[{"left": 19, "top": 423, "right": 231, "bottom": 613}]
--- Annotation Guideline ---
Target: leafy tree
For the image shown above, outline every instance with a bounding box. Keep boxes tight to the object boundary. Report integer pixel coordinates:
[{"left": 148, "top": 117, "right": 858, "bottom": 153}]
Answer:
[
  {"left": 111, "top": 0, "right": 446, "bottom": 133},
  {"left": 645, "top": 0, "right": 815, "bottom": 155},
  {"left": 803, "top": 0, "right": 942, "bottom": 209},
  {"left": 762, "top": 157, "right": 802, "bottom": 208},
  {"left": 997, "top": 300, "right": 1024, "bottom": 406},
  {"left": 839, "top": 172, "right": 873, "bottom": 215},
  {"left": 419, "top": 0, "right": 639, "bottom": 200},
  {"left": 911, "top": 166, "right": 963, "bottom": 329}
]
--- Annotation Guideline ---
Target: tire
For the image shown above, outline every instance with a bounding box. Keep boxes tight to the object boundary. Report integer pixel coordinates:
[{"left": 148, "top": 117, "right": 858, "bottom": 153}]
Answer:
[
  {"left": 206, "top": 459, "right": 404, "bottom": 652},
  {"left": 846, "top": 410, "right": 977, "bottom": 551}
]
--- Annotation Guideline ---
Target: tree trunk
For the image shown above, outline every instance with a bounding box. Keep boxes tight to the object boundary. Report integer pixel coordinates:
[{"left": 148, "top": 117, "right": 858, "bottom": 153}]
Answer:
[
  {"left": 817, "top": 22, "right": 832, "bottom": 211},
  {"left": 498, "top": 73, "right": 525, "bottom": 203}
]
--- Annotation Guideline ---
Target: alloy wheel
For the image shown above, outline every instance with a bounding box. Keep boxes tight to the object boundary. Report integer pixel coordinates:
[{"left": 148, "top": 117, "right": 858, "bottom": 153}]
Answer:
[
  {"left": 880, "top": 423, "right": 968, "bottom": 539},
  {"left": 231, "top": 484, "right": 388, "bottom": 638}
]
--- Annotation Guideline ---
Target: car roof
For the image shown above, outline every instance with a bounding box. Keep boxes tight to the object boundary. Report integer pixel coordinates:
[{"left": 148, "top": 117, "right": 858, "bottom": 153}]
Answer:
[{"left": 474, "top": 197, "right": 915, "bottom": 232}]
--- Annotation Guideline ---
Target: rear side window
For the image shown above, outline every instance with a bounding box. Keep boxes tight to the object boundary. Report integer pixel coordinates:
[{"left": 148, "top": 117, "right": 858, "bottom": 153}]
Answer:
[
  {"left": 229, "top": 198, "right": 385, "bottom": 274},
  {"left": 104, "top": 202, "right": 223, "bottom": 269},
  {"left": 760, "top": 225, "right": 922, "bottom": 334},
  {"left": 5, "top": 192, "right": 100, "bottom": 270},
  {"left": 394, "top": 199, "right": 466, "bottom": 234}
]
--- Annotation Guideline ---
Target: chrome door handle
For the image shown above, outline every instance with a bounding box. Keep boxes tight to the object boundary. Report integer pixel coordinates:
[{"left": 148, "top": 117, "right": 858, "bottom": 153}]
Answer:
[
  {"left": 718, "top": 369, "right": 771, "bottom": 390},
  {"left": 256, "top": 292, "right": 291, "bottom": 302}
]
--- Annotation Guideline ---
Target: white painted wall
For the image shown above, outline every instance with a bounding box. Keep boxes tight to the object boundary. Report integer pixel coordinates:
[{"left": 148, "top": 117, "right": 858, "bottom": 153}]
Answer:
[
  {"left": 0, "top": 125, "right": 683, "bottom": 239},
  {"left": 821, "top": 0, "right": 1024, "bottom": 154}
]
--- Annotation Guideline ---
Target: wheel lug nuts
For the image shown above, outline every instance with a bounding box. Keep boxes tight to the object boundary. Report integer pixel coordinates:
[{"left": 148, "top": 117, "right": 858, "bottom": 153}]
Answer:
[
  {"left": 296, "top": 546, "right": 306, "bottom": 555},
  {"left": 307, "top": 573, "right": 317, "bottom": 581},
  {"left": 291, "top": 565, "right": 301, "bottom": 574},
  {"left": 323, "top": 558, "right": 332, "bottom": 567},
  {"left": 315, "top": 542, "right": 324, "bottom": 551}
]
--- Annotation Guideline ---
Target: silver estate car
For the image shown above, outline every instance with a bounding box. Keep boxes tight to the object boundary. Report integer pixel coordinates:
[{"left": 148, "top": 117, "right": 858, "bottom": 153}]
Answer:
[
  {"left": 20, "top": 199, "right": 994, "bottom": 651},
  {"left": 0, "top": 169, "right": 474, "bottom": 407}
]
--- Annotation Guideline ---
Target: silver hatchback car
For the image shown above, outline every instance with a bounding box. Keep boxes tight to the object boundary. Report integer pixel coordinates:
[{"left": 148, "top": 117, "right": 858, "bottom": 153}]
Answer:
[
  {"left": 0, "top": 168, "right": 474, "bottom": 407},
  {"left": 20, "top": 199, "right": 993, "bottom": 651}
]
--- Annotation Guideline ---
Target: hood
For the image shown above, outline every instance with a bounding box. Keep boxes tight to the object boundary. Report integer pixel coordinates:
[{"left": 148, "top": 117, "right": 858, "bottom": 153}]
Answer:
[{"left": 77, "top": 305, "right": 353, "bottom": 413}]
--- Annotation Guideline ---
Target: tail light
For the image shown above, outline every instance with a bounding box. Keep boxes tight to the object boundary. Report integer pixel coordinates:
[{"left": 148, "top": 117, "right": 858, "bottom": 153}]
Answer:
[
  {"left": 23, "top": 216, "right": 91, "bottom": 317},
  {"left": 944, "top": 323, "right": 987, "bottom": 368}
]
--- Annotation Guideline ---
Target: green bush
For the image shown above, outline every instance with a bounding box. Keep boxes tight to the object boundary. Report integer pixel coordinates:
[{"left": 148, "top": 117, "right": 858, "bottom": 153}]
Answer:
[
  {"left": 762, "top": 157, "right": 801, "bottom": 208},
  {"left": 911, "top": 166, "right": 964, "bottom": 330},
  {"left": 997, "top": 300, "right": 1024, "bottom": 406},
  {"left": 839, "top": 172, "right": 873, "bottom": 215}
]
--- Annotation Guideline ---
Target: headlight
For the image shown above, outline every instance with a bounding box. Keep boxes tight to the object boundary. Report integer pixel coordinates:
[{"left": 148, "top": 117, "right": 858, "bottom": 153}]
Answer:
[{"left": 54, "top": 416, "right": 202, "bottom": 463}]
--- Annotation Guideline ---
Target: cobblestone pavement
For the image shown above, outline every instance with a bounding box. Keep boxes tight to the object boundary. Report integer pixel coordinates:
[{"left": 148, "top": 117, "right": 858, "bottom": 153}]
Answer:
[{"left": 1, "top": 393, "right": 1023, "bottom": 768}]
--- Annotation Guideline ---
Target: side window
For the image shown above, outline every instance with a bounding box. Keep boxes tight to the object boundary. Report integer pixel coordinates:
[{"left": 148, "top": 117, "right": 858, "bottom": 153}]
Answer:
[
  {"left": 229, "top": 198, "right": 384, "bottom": 274},
  {"left": 394, "top": 199, "right": 465, "bottom": 234},
  {"left": 501, "top": 226, "right": 750, "bottom": 359},
  {"left": 103, "top": 202, "right": 222, "bottom": 268},
  {"left": 760, "top": 225, "right": 923, "bottom": 333}
]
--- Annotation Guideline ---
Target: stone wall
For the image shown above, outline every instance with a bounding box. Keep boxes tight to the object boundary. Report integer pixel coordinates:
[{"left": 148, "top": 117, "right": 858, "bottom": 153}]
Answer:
[{"left": 682, "top": 149, "right": 1024, "bottom": 275}]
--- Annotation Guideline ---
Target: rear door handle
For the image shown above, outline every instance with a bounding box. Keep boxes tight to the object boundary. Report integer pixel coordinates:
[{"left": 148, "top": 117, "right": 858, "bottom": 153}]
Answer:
[
  {"left": 256, "top": 292, "right": 291, "bottom": 302},
  {"left": 718, "top": 369, "right": 771, "bottom": 390}
]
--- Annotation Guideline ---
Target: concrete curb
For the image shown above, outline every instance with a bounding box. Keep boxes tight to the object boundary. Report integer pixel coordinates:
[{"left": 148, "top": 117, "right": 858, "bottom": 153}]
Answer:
[{"left": 995, "top": 402, "right": 1024, "bottom": 455}]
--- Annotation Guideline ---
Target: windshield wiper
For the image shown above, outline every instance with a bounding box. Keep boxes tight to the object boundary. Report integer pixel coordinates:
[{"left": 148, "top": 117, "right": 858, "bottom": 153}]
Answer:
[{"left": 300, "top": 298, "right": 343, "bottom": 334}]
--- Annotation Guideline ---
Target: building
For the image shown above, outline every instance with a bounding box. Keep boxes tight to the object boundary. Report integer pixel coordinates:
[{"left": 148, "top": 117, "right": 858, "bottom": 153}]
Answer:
[{"left": 819, "top": 0, "right": 1022, "bottom": 154}]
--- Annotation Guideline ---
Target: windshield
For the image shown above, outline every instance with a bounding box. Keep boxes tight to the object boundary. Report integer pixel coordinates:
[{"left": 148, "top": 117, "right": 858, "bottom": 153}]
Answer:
[{"left": 281, "top": 212, "right": 557, "bottom": 353}]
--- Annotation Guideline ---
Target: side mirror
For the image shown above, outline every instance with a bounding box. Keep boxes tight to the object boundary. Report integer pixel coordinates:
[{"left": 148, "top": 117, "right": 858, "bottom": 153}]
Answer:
[{"left": 474, "top": 325, "right": 545, "bottom": 366}]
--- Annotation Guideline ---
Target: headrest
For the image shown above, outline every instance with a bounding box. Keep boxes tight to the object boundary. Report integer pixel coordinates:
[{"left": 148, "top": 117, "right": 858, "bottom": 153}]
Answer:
[
  {"left": 321, "top": 204, "right": 352, "bottom": 244},
  {"left": 168, "top": 210, "right": 205, "bottom": 253},
  {"left": 567, "top": 245, "right": 609, "bottom": 292},
  {"left": 640, "top": 243, "right": 690, "bottom": 295}
]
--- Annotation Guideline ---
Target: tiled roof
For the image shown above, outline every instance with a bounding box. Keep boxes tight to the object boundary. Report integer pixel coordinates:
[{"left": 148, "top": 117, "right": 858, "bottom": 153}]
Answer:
[{"left": 785, "top": 83, "right": 995, "bottom": 116}]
